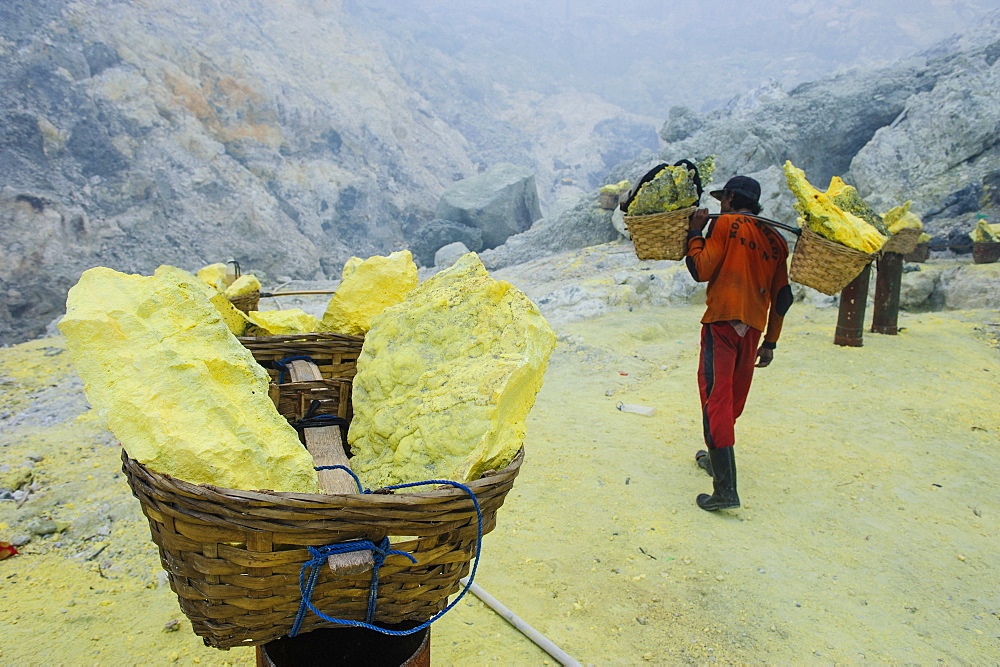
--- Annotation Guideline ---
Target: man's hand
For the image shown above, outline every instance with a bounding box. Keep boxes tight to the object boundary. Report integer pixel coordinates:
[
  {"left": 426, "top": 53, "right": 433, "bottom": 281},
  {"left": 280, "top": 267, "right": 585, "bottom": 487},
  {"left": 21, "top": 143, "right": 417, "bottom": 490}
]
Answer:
[
  {"left": 689, "top": 208, "right": 709, "bottom": 232},
  {"left": 755, "top": 346, "right": 774, "bottom": 368}
]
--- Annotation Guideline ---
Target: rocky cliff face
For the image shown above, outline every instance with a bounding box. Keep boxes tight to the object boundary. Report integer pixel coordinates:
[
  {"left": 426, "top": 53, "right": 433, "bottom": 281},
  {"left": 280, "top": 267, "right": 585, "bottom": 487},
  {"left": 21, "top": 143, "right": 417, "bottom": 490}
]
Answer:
[
  {"left": 0, "top": 0, "right": 660, "bottom": 344},
  {"left": 631, "top": 12, "right": 1000, "bottom": 240},
  {"left": 3, "top": 1, "right": 999, "bottom": 345}
]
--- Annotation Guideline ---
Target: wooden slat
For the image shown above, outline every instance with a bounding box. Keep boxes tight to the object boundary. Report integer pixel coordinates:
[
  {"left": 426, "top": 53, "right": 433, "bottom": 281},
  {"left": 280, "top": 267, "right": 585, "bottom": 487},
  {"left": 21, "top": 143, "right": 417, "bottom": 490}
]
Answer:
[{"left": 288, "top": 359, "right": 373, "bottom": 576}]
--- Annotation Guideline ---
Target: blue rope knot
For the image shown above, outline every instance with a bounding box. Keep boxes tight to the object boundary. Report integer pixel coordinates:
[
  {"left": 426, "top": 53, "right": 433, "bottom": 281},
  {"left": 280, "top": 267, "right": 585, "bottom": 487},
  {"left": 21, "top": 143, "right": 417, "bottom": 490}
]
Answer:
[
  {"left": 290, "top": 536, "right": 417, "bottom": 637},
  {"left": 289, "top": 476, "right": 484, "bottom": 637}
]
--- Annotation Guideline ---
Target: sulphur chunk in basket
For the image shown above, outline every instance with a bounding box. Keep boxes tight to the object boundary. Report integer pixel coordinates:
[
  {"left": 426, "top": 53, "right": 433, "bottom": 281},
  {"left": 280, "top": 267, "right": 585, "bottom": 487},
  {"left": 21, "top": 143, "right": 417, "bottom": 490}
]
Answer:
[
  {"left": 349, "top": 253, "right": 556, "bottom": 489},
  {"left": 323, "top": 250, "right": 419, "bottom": 335},
  {"left": 783, "top": 160, "right": 887, "bottom": 253},
  {"left": 59, "top": 265, "right": 320, "bottom": 493}
]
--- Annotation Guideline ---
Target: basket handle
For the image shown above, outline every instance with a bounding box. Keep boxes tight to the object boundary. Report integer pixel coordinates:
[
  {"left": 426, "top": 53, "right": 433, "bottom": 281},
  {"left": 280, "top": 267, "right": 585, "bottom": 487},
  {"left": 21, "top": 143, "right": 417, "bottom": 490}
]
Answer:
[{"left": 707, "top": 213, "right": 802, "bottom": 237}]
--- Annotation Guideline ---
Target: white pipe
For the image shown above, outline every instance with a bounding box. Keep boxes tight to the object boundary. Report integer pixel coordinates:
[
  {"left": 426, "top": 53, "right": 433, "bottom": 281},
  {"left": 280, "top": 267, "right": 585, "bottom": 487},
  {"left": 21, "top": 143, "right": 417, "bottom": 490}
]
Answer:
[{"left": 460, "top": 577, "right": 581, "bottom": 667}]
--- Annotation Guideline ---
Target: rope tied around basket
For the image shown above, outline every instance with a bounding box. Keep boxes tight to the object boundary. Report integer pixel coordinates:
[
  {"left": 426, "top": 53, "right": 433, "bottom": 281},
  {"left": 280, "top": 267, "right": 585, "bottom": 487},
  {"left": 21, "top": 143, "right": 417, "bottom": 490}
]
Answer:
[
  {"left": 290, "top": 537, "right": 418, "bottom": 636},
  {"left": 273, "top": 355, "right": 317, "bottom": 384},
  {"left": 290, "top": 473, "right": 485, "bottom": 637}
]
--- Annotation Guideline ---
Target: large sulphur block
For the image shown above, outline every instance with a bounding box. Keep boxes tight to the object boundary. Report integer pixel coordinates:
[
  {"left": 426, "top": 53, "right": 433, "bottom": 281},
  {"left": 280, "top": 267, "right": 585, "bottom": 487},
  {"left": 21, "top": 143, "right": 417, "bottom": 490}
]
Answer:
[
  {"left": 626, "top": 156, "right": 715, "bottom": 216},
  {"left": 970, "top": 218, "right": 1000, "bottom": 242},
  {"left": 784, "top": 161, "right": 887, "bottom": 253},
  {"left": 322, "top": 250, "right": 418, "bottom": 335},
  {"left": 348, "top": 252, "right": 556, "bottom": 489},
  {"left": 156, "top": 266, "right": 254, "bottom": 337},
  {"left": 58, "top": 267, "right": 320, "bottom": 493}
]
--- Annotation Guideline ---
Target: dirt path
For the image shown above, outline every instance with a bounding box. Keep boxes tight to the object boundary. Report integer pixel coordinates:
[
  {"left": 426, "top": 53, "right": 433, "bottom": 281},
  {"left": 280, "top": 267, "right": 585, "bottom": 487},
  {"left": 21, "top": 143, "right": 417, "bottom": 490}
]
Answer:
[
  {"left": 431, "top": 304, "right": 1000, "bottom": 663},
  {"left": 2, "top": 303, "right": 998, "bottom": 664}
]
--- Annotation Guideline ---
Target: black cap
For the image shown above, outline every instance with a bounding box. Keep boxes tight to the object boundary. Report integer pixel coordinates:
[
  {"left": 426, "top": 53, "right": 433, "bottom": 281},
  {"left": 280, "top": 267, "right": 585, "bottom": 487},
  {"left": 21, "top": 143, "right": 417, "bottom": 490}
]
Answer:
[{"left": 710, "top": 175, "right": 761, "bottom": 204}]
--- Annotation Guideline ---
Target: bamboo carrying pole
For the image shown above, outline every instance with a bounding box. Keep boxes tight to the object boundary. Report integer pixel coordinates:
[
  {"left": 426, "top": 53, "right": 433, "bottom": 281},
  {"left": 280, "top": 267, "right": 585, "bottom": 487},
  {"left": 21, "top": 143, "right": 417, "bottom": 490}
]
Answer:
[
  {"left": 460, "top": 577, "right": 581, "bottom": 667},
  {"left": 287, "top": 359, "right": 373, "bottom": 576},
  {"left": 260, "top": 290, "right": 339, "bottom": 297}
]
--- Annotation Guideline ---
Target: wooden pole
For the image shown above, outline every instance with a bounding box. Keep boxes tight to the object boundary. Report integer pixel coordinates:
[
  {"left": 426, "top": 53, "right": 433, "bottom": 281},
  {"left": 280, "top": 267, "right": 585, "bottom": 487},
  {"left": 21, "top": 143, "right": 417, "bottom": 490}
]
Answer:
[
  {"left": 871, "top": 252, "right": 904, "bottom": 335},
  {"left": 287, "top": 359, "right": 374, "bottom": 576},
  {"left": 834, "top": 264, "right": 871, "bottom": 347}
]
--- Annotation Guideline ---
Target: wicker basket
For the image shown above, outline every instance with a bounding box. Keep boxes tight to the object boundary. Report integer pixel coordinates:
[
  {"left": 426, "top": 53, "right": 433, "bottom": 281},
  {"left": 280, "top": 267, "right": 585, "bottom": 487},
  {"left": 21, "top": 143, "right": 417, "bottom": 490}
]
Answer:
[
  {"left": 973, "top": 241, "right": 1000, "bottom": 264},
  {"left": 881, "top": 227, "right": 921, "bottom": 255},
  {"left": 239, "top": 333, "right": 365, "bottom": 384},
  {"left": 789, "top": 227, "right": 878, "bottom": 296},
  {"left": 122, "top": 447, "right": 522, "bottom": 649},
  {"left": 274, "top": 377, "right": 354, "bottom": 423},
  {"left": 122, "top": 329, "right": 523, "bottom": 647},
  {"left": 228, "top": 290, "right": 261, "bottom": 314},
  {"left": 902, "top": 242, "right": 930, "bottom": 263},
  {"left": 623, "top": 206, "right": 695, "bottom": 261}
]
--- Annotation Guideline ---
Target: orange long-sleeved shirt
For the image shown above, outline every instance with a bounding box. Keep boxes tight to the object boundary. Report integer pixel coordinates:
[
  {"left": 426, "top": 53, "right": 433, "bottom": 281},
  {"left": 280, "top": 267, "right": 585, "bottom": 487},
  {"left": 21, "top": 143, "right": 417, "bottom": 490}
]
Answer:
[{"left": 686, "top": 213, "right": 792, "bottom": 345}]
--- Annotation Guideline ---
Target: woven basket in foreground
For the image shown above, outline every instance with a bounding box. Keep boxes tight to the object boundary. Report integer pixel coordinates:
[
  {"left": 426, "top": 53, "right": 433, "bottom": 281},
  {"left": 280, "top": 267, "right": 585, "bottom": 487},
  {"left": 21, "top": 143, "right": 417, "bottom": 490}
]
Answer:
[
  {"left": 789, "top": 227, "right": 877, "bottom": 295},
  {"left": 881, "top": 227, "right": 921, "bottom": 255},
  {"left": 122, "top": 448, "right": 523, "bottom": 649},
  {"left": 973, "top": 241, "right": 1000, "bottom": 264},
  {"left": 228, "top": 290, "right": 261, "bottom": 314},
  {"left": 623, "top": 206, "right": 695, "bottom": 261}
]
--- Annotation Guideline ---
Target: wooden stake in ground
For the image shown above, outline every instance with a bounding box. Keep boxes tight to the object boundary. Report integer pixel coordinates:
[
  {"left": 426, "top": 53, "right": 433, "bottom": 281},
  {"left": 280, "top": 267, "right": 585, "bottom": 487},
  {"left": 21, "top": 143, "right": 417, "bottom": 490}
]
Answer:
[
  {"left": 834, "top": 264, "right": 871, "bottom": 347},
  {"left": 871, "top": 252, "right": 903, "bottom": 335}
]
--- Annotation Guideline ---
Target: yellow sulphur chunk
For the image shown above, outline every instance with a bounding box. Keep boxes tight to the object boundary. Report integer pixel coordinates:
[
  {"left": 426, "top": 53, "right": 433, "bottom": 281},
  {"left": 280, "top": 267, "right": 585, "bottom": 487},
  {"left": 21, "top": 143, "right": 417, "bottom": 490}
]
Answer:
[
  {"left": 246, "top": 309, "right": 327, "bottom": 335},
  {"left": 970, "top": 218, "right": 1000, "bottom": 242},
  {"left": 196, "top": 263, "right": 229, "bottom": 291},
  {"left": 224, "top": 274, "right": 262, "bottom": 298},
  {"left": 348, "top": 252, "right": 557, "bottom": 489},
  {"left": 155, "top": 266, "right": 254, "bottom": 337},
  {"left": 322, "top": 250, "right": 418, "bottom": 335},
  {"left": 783, "top": 161, "right": 887, "bottom": 253},
  {"left": 341, "top": 256, "right": 364, "bottom": 281},
  {"left": 883, "top": 201, "right": 924, "bottom": 235},
  {"left": 58, "top": 266, "right": 319, "bottom": 493}
]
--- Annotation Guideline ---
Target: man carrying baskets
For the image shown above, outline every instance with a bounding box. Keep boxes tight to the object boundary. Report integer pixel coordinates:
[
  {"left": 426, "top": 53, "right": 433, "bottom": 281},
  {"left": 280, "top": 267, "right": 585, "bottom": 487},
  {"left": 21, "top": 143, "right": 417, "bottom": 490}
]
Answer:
[{"left": 685, "top": 176, "right": 793, "bottom": 511}]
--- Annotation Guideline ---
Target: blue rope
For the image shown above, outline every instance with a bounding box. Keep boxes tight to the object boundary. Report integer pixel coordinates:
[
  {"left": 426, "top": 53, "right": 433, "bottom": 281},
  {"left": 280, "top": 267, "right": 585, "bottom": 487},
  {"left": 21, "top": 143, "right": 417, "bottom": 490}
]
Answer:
[
  {"left": 290, "top": 476, "right": 484, "bottom": 637},
  {"left": 314, "top": 464, "right": 364, "bottom": 493},
  {"left": 273, "top": 355, "right": 317, "bottom": 384},
  {"left": 289, "top": 537, "right": 417, "bottom": 636}
]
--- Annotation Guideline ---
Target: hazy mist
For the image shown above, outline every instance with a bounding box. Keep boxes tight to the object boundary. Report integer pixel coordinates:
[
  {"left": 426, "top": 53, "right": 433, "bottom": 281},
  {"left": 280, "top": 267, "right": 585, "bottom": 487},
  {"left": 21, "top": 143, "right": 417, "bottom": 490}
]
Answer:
[{"left": 348, "top": 0, "right": 997, "bottom": 114}]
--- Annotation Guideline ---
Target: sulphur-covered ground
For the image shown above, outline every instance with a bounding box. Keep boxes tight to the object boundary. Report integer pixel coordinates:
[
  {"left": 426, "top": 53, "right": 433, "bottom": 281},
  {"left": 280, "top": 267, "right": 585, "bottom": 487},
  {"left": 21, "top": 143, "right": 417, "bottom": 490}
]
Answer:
[{"left": 1, "top": 255, "right": 998, "bottom": 663}]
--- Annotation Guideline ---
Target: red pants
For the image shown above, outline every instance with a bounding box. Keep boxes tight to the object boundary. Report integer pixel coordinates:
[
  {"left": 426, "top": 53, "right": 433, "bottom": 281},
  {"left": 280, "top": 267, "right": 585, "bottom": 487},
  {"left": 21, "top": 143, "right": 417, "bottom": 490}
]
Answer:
[{"left": 698, "top": 322, "right": 760, "bottom": 450}]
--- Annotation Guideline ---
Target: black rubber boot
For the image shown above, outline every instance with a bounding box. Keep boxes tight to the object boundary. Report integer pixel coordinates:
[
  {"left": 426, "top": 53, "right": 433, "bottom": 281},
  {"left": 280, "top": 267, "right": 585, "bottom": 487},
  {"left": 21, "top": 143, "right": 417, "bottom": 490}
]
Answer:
[
  {"left": 695, "top": 450, "right": 713, "bottom": 477},
  {"left": 696, "top": 447, "right": 740, "bottom": 511}
]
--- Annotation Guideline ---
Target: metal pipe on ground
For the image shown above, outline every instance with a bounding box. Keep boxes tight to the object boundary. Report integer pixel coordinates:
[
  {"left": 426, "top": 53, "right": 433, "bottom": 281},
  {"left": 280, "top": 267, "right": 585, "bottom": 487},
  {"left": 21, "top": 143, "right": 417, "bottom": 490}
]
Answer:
[{"left": 460, "top": 576, "right": 581, "bottom": 667}]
